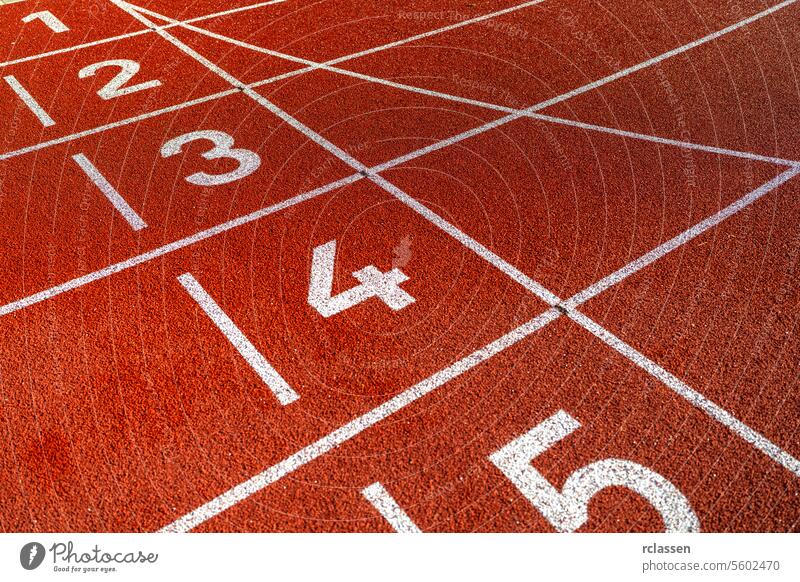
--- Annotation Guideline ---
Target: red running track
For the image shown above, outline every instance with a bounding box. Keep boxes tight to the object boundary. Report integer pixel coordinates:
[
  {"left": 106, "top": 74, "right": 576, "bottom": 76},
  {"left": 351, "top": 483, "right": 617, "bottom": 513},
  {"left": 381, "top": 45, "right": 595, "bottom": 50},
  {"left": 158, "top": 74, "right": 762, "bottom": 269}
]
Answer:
[{"left": 0, "top": 0, "right": 798, "bottom": 532}]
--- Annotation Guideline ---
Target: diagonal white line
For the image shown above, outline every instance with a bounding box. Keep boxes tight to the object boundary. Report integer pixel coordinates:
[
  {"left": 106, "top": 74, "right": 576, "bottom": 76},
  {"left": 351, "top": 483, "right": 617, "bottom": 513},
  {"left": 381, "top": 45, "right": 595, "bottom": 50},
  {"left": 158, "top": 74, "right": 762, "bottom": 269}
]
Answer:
[
  {"left": 527, "top": 0, "right": 800, "bottom": 112},
  {"left": 167, "top": 12, "right": 800, "bottom": 169},
  {"left": 72, "top": 153, "right": 148, "bottom": 231},
  {"left": 0, "top": 0, "right": 288, "bottom": 69},
  {"left": 178, "top": 272, "right": 299, "bottom": 405},
  {"left": 561, "top": 166, "right": 800, "bottom": 309},
  {"left": 160, "top": 309, "right": 561, "bottom": 532},
  {"left": 3, "top": 74, "right": 55, "bottom": 127},
  {"left": 362, "top": 482, "right": 422, "bottom": 533},
  {"left": 0, "top": 174, "right": 361, "bottom": 316},
  {"left": 568, "top": 309, "right": 800, "bottom": 477}
]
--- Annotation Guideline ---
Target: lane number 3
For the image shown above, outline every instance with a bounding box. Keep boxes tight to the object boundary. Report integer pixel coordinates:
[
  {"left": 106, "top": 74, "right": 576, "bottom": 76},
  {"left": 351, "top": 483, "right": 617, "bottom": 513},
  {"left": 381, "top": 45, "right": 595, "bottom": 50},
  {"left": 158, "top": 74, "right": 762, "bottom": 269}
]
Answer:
[{"left": 160, "top": 130, "right": 262, "bottom": 186}]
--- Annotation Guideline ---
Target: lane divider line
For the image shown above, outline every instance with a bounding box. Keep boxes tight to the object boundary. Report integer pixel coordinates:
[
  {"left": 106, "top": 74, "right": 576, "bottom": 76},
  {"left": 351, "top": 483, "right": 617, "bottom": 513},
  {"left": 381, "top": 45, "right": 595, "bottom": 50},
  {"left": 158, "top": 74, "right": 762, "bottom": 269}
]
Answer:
[
  {"left": 362, "top": 482, "right": 422, "bottom": 533},
  {"left": 160, "top": 309, "right": 561, "bottom": 532},
  {"left": 3, "top": 74, "right": 55, "bottom": 126},
  {"left": 132, "top": 0, "right": 800, "bottom": 531},
  {"left": 568, "top": 309, "right": 800, "bottom": 477},
  {"left": 562, "top": 166, "right": 800, "bottom": 309},
  {"left": 72, "top": 153, "right": 148, "bottom": 231},
  {"left": 178, "top": 272, "right": 299, "bottom": 406},
  {"left": 166, "top": 11, "right": 800, "bottom": 169}
]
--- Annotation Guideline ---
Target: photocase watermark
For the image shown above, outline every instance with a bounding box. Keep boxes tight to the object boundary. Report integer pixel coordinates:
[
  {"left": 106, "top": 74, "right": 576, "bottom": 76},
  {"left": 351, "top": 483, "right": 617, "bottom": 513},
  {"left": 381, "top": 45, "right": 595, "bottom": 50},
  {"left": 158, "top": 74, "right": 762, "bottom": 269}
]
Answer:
[
  {"left": 18, "top": 540, "right": 159, "bottom": 575},
  {"left": 20, "top": 542, "right": 46, "bottom": 570}
]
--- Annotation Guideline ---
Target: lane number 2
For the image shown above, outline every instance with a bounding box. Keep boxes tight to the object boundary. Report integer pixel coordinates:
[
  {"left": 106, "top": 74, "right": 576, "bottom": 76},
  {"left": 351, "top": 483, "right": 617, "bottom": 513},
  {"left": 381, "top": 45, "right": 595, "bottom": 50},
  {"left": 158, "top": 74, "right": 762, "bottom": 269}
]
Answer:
[
  {"left": 160, "top": 130, "right": 262, "bottom": 186},
  {"left": 78, "top": 59, "right": 161, "bottom": 100},
  {"left": 308, "top": 240, "right": 415, "bottom": 318},
  {"left": 489, "top": 410, "right": 700, "bottom": 532}
]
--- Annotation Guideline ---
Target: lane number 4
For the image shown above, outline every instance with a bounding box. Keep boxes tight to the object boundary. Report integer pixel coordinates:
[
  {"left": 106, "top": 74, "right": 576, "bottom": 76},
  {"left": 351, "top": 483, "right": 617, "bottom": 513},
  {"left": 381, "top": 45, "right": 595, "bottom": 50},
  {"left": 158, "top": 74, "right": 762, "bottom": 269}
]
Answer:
[{"left": 308, "top": 240, "right": 415, "bottom": 318}]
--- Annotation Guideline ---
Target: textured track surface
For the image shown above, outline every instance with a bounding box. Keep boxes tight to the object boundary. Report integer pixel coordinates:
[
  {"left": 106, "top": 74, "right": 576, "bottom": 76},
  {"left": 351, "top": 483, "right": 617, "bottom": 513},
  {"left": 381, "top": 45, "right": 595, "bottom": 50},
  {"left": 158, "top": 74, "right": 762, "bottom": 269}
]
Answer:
[{"left": 0, "top": 0, "right": 798, "bottom": 533}]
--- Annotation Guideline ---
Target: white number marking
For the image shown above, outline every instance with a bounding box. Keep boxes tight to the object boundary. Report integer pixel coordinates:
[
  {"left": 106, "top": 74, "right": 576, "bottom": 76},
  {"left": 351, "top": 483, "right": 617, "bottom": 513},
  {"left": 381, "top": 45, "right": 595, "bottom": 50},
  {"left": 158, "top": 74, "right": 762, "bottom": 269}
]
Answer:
[
  {"left": 3, "top": 74, "right": 55, "bottom": 127},
  {"left": 178, "top": 273, "right": 299, "bottom": 406},
  {"left": 362, "top": 482, "right": 421, "bottom": 533},
  {"left": 160, "top": 130, "right": 261, "bottom": 186},
  {"left": 78, "top": 59, "right": 161, "bottom": 100},
  {"left": 308, "top": 240, "right": 415, "bottom": 318},
  {"left": 72, "top": 153, "right": 147, "bottom": 231},
  {"left": 489, "top": 410, "right": 700, "bottom": 532},
  {"left": 22, "top": 11, "right": 69, "bottom": 33}
]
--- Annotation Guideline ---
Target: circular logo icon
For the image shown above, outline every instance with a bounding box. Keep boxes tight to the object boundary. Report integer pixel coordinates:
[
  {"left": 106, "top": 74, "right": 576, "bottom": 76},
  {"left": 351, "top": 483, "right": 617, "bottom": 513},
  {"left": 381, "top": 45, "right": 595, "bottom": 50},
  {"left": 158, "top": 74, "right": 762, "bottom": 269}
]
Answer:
[{"left": 20, "top": 542, "right": 46, "bottom": 570}]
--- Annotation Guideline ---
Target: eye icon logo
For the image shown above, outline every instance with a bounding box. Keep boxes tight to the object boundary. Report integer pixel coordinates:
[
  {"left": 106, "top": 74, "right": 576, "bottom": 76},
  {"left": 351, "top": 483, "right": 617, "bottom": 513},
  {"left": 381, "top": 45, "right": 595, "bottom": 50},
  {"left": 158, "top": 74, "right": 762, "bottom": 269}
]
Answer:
[{"left": 20, "top": 542, "right": 46, "bottom": 570}]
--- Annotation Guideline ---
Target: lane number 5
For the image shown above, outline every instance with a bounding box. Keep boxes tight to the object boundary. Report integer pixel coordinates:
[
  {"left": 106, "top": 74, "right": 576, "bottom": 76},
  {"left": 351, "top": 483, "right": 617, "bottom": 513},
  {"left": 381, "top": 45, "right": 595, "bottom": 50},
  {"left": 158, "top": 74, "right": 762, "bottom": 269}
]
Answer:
[{"left": 489, "top": 410, "right": 700, "bottom": 532}]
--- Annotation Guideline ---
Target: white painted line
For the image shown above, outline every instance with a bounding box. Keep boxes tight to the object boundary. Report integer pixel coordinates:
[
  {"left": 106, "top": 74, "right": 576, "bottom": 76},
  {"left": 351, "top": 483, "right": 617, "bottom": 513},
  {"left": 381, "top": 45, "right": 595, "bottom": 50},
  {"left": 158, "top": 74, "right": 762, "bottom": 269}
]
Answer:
[
  {"left": 325, "top": 0, "right": 549, "bottom": 68},
  {"left": 561, "top": 166, "right": 800, "bottom": 309},
  {"left": 5, "top": 0, "right": 792, "bottom": 168},
  {"left": 527, "top": 0, "right": 800, "bottom": 113},
  {"left": 527, "top": 113, "right": 800, "bottom": 168},
  {"left": 160, "top": 308, "right": 560, "bottom": 532},
  {"left": 0, "top": 173, "right": 361, "bottom": 316},
  {"left": 178, "top": 272, "right": 299, "bottom": 406},
  {"left": 3, "top": 74, "right": 55, "bottom": 127},
  {"left": 362, "top": 482, "right": 422, "bottom": 533},
  {"left": 369, "top": 174, "right": 561, "bottom": 306},
  {"left": 0, "top": 0, "right": 287, "bottom": 69},
  {"left": 72, "top": 153, "right": 147, "bottom": 231},
  {"left": 117, "top": 1, "right": 562, "bottom": 309},
  {"left": 567, "top": 309, "right": 800, "bottom": 478},
  {"left": 169, "top": 0, "right": 800, "bottom": 169}
]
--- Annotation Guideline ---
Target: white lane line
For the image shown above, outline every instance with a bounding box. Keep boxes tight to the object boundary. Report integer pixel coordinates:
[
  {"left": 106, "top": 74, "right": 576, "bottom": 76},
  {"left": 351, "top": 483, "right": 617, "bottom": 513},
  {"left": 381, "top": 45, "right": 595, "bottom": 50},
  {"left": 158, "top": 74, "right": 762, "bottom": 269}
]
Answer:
[
  {"left": 3, "top": 74, "right": 55, "bottom": 127},
  {"left": 170, "top": 15, "right": 800, "bottom": 169},
  {"left": 528, "top": 0, "right": 800, "bottom": 113},
  {"left": 561, "top": 166, "right": 800, "bottom": 310},
  {"left": 0, "top": 0, "right": 287, "bottom": 69},
  {"left": 528, "top": 113, "right": 800, "bottom": 168},
  {"left": 0, "top": 0, "right": 546, "bottom": 160},
  {"left": 0, "top": 173, "right": 361, "bottom": 316},
  {"left": 178, "top": 272, "right": 299, "bottom": 406},
  {"left": 369, "top": 174, "right": 561, "bottom": 305},
  {"left": 160, "top": 308, "right": 561, "bottom": 532},
  {"left": 72, "top": 153, "right": 147, "bottom": 231},
  {"left": 5, "top": 0, "right": 789, "bottom": 165},
  {"left": 362, "top": 482, "right": 422, "bottom": 533},
  {"left": 0, "top": 87, "right": 239, "bottom": 161},
  {"left": 568, "top": 309, "right": 800, "bottom": 477},
  {"left": 323, "top": 0, "right": 549, "bottom": 68},
  {"left": 116, "top": 1, "right": 560, "bottom": 307}
]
